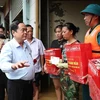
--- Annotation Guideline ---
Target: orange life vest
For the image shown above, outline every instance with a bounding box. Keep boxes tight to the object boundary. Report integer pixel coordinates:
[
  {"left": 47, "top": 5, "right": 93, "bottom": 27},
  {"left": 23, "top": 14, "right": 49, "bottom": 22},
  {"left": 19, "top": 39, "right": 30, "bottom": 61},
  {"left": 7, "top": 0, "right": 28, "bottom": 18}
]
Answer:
[{"left": 84, "top": 25, "right": 100, "bottom": 58}]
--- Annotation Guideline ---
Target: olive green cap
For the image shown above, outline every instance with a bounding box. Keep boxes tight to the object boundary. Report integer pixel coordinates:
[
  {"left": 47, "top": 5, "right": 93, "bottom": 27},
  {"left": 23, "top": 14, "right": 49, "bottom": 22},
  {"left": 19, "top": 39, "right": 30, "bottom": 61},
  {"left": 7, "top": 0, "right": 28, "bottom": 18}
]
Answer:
[{"left": 81, "top": 4, "right": 100, "bottom": 16}]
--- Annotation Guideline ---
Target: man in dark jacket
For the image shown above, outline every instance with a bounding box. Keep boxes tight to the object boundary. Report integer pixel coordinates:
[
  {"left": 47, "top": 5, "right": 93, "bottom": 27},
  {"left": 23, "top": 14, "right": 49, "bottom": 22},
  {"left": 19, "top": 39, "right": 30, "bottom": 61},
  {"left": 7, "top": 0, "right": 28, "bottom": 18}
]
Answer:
[{"left": 0, "top": 28, "right": 7, "bottom": 100}]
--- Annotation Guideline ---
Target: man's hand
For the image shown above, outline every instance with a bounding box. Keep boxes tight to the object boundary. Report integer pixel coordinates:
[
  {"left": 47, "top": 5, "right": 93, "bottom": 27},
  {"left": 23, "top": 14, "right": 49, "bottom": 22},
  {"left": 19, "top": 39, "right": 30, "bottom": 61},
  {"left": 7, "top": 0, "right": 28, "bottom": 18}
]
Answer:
[
  {"left": 82, "top": 74, "right": 88, "bottom": 84},
  {"left": 41, "top": 66, "right": 45, "bottom": 75},
  {"left": 43, "top": 63, "right": 48, "bottom": 74},
  {"left": 11, "top": 61, "right": 30, "bottom": 70},
  {"left": 82, "top": 74, "right": 88, "bottom": 79}
]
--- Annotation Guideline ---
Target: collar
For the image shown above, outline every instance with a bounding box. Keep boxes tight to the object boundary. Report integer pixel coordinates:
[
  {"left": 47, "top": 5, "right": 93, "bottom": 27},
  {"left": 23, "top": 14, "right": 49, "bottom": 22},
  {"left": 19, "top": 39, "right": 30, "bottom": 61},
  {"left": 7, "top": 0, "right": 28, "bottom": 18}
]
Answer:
[
  {"left": 25, "top": 37, "right": 36, "bottom": 44},
  {"left": 12, "top": 38, "right": 26, "bottom": 49},
  {"left": 89, "top": 23, "right": 100, "bottom": 33},
  {"left": 31, "top": 37, "right": 36, "bottom": 43},
  {"left": 57, "top": 38, "right": 63, "bottom": 41}
]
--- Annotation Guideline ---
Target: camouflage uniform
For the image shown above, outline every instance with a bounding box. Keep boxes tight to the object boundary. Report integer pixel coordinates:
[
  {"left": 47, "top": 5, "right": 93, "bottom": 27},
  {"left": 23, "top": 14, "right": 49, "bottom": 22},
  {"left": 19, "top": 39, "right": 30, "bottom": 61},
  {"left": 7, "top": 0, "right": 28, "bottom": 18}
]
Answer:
[
  {"left": 60, "top": 69, "right": 80, "bottom": 100},
  {"left": 60, "top": 44, "right": 80, "bottom": 100}
]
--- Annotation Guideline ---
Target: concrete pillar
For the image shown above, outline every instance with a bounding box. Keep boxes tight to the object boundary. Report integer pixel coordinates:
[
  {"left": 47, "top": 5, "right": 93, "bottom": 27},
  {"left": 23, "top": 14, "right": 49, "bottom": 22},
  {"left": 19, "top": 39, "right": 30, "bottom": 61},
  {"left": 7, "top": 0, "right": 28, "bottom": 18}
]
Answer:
[
  {"left": 9, "top": 0, "right": 12, "bottom": 39},
  {"left": 35, "top": 0, "right": 39, "bottom": 38},
  {"left": 0, "top": 12, "right": 5, "bottom": 27},
  {"left": 23, "top": 0, "right": 29, "bottom": 24}
]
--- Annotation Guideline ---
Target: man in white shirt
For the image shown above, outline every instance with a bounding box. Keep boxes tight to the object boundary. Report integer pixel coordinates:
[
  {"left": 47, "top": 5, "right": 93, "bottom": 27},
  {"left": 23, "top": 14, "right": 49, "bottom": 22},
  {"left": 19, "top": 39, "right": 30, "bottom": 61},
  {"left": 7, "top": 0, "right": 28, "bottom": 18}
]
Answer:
[
  {"left": 0, "top": 21, "right": 35, "bottom": 100},
  {"left": 25, "top": 25, "right": 45, "bottom": 100}
]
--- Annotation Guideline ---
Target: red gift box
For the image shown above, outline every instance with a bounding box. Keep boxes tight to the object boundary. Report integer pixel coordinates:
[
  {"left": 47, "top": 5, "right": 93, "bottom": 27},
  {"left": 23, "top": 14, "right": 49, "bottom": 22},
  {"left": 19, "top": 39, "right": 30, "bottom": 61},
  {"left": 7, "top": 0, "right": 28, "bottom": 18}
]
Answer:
[
  {"left": 65, "top": 43, "right": 92, "bottom": 84},
  {"left": 44, "top": 48, "right": 62, "bottom": 75},
  {"left": 88, "top": 59, "right": 100, "bottom": 89},
  {"left": 88, "top": 75, "right": 100, "bottom": 100}
]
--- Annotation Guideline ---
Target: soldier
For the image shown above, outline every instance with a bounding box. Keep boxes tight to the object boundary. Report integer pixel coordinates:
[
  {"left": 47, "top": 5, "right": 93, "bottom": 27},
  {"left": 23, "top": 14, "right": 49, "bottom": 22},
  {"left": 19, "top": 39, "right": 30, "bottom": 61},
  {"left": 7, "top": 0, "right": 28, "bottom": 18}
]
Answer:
[{"left": 81, "top": 4, "right": 100, "bottom": 100}]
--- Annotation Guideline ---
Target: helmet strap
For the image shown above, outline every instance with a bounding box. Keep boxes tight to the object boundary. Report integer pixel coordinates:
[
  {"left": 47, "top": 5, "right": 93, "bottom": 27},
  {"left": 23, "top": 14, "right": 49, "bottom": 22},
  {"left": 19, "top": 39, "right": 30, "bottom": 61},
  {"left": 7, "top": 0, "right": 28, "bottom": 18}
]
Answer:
[
  {"left": 89, "top": 15, "right": 94, "bottom": 26},
  {"left": 99, "top": 17, "right": 100, "bottom": 23}
]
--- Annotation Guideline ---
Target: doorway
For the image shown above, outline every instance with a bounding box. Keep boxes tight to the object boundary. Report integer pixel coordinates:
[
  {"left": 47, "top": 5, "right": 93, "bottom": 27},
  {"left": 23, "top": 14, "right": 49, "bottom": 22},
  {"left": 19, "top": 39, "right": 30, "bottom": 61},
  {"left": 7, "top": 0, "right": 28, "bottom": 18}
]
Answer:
[{"left": 40, "top": 0, "right": 51, "bottom": 92}]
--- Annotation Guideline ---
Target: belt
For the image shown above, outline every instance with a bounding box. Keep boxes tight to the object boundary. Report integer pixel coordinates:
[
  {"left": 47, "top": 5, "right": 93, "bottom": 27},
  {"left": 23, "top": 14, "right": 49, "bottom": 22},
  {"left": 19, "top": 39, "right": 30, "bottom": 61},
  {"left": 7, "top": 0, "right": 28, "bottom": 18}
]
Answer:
[{"left": 8, "top": 79, "right": 33, "bottom": 84}]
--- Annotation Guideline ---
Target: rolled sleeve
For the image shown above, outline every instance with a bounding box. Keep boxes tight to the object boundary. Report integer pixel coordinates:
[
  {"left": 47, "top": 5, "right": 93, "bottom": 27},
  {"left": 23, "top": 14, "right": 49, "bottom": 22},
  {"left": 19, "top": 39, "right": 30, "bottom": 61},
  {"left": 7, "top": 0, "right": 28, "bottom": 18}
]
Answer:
[{"left": 39, "top": 40, "right": 45, "bottom": 55}]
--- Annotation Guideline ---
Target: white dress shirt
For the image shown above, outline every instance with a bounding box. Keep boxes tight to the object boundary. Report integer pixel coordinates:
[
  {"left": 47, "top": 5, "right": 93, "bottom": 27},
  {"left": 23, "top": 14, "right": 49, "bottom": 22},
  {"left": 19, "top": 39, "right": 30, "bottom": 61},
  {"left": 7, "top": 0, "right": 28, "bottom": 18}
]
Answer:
[
  {"left": 25, "top": 38, "right": 45, "bottom": 73},
  {"left": 0, "top": 38, "right": 35, "bottom": 80}
]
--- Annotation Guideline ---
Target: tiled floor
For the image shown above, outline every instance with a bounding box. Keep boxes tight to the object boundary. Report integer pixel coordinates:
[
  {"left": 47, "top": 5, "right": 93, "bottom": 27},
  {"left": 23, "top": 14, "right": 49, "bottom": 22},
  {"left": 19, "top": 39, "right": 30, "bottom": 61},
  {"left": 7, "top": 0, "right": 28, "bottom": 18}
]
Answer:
[
  {"left": 38, "top": 88, "right": 57, "bottom": 100},
  {"left": 5, "top": 85, "right": 82, "bottom": 100},
  {"left": 36, "top": 85, "right": 82, "bottom": 100},
  {"left": 5, "top": 86, "right": 57, "bottom": 100}
]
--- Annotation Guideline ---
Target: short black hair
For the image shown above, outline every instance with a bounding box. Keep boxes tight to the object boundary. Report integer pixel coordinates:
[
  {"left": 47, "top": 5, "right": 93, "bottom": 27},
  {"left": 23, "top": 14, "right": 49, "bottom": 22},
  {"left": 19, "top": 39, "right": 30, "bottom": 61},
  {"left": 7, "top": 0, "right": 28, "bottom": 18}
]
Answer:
[
  {"left": 10, "top": 20, "right": 20, "bottom": 32},
  {"left": 0, "top": 25, "right": 5, "bottom": 31},
  {"left": 54, "top": 25, "right": 63, "bottom": 32},
  {"left": 26, "top": 24, "right": 33, "bottom": 30},
  {"left": 0, "top": 34, "right": 6, "bottom": 39}
]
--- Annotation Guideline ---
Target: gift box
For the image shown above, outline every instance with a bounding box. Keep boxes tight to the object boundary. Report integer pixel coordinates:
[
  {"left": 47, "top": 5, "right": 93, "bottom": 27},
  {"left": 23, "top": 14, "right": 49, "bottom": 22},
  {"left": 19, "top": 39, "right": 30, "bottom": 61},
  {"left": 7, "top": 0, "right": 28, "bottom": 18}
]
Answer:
[
  {"left": 88, "top": 75, "right": 100, "bottom": 100},
  {"left": 88, "top": 59, "right": 100, "bottom": 89},
  {"left": 44, "top": 48, "right": 62, "bottom": 75},
  {"left": 65, "top": 43, "right": 92, "bottom": 84}
]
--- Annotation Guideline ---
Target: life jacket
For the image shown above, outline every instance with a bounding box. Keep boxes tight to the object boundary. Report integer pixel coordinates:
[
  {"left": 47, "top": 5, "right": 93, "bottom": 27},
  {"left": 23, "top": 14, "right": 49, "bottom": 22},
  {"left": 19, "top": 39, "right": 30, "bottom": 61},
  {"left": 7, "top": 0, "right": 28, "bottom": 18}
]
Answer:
[{"left": 84, "top": 25, "right": 100, "bottom": 58}]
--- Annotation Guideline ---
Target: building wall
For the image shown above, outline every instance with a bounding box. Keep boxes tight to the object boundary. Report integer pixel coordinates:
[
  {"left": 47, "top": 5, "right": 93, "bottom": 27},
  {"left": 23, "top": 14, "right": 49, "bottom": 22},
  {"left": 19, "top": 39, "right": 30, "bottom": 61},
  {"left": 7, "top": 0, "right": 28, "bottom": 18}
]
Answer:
[
  {"left": 3, "top": 0, "right": 38, "bottom": 38},
  {"left": 49, "top": 0, "right": 100, "bottom": 43},
  {"left": 4, "top": 0, "right": 10, "bottom": 17},
  {"left": 11, "top": 0, "right": 23, "bottom": 21},
  {"left": 28, "top": 0, "right": 38, "bottom": 38},
  {"left": 0, "top": 12, "right": 4, "bottom": 26}
]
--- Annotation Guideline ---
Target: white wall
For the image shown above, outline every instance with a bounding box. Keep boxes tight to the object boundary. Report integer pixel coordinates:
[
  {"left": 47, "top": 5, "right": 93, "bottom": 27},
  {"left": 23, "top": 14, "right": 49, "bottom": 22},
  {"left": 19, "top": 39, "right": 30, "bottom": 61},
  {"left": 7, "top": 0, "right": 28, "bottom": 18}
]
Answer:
[
  {"left": 0, "top": 12, "right": 5, "bottom": 26},
  {"left": 50, "top": 0, "right": 100, "bottom": 43},
  {"left": 28, "top": 0, "right": 37, "bottom": 37}
]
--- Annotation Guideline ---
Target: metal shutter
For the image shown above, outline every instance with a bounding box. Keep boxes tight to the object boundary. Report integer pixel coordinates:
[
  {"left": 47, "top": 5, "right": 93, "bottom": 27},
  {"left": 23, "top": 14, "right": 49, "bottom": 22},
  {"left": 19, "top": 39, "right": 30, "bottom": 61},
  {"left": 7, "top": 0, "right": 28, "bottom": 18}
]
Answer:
[{"left": 11, "top": 0, "right": 23, "bottom": 21}]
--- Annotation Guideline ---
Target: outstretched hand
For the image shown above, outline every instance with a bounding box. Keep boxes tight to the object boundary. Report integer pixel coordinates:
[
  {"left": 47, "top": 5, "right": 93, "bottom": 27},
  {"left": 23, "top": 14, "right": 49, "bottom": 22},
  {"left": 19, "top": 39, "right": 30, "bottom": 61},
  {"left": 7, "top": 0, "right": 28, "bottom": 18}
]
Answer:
[{"left": 11, "top": 61, "right": 30, "bottom": 70}]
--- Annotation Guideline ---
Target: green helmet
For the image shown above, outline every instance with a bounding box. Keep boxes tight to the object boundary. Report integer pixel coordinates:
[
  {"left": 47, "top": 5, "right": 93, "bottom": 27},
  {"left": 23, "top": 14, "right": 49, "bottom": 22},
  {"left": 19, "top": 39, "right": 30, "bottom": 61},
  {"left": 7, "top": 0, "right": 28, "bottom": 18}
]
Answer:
[{"left": 81, "top": 4, "right": 100, "bottom": 16}]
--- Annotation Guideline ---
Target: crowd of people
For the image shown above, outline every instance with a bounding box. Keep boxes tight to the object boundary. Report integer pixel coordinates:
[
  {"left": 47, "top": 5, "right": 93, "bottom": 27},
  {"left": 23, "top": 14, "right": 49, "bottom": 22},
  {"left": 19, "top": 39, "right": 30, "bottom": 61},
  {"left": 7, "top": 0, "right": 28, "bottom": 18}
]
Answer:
[{"left": 0, "top": 3, "right": 100, "bottom": 100}]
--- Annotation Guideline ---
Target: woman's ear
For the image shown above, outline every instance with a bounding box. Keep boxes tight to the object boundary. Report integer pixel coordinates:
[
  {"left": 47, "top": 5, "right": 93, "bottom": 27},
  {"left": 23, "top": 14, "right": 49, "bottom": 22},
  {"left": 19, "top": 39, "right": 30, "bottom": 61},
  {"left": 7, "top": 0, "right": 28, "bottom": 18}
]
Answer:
[{"left": 70, "top": 30, "right": 73, "bottom": 35}]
